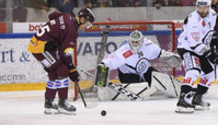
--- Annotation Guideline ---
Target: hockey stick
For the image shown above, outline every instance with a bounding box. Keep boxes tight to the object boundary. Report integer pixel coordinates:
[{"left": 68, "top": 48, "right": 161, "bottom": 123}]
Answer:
[
  {"left": 96, "top": 25, "right": 110, "bottom": 64},
  {"left": 70, "top": 52, "right": 97, "bottom": 109},
  {"left": 74, "top": 81, "right": 87, "bottom": 107},
  {"left": 74, "top": 81, "right": 97, "bottom": 109}
]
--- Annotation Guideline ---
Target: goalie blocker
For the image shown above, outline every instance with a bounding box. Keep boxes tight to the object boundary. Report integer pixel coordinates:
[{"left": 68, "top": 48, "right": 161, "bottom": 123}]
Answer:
[{"left": 94, "top": 64, "right": 109, "bottom": 87}]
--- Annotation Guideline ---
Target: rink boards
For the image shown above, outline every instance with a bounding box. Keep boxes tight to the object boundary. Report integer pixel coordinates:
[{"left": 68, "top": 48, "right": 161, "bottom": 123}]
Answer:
[{"left": 0, "top": 33, "right": 217, "bottom": 91}]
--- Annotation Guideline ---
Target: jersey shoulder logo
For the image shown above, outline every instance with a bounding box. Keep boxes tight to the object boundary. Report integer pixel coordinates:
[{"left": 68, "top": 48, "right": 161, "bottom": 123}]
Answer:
[
  {"left": 191, "top": 32, "right": 200, "bottom": 42},
  {"left": 123, "top": 50, "right": 133, "bottom": 58}
]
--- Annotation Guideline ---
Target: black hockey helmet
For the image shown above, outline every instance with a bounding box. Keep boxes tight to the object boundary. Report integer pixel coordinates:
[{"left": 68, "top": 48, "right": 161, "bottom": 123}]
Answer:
[{"left": 78, "top": 8, "right": 95, "bottom": 23}]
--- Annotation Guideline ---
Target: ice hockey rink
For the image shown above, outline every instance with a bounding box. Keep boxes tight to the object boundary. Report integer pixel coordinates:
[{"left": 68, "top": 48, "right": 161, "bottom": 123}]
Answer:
[{"left": 0, "top": 85, "right": 218, "bottom": 125}]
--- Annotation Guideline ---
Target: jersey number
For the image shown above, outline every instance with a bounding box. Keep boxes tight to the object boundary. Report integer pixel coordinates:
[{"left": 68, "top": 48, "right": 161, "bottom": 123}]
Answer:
[{"left": 36, "top": 25, "right": 50, "bottom": 37}]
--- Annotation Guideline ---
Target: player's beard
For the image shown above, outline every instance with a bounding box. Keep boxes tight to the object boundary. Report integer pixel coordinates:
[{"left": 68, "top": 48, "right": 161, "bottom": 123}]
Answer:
[
  {"left": 198, "top": 11, "right": 209, "bottom": 18},
  {"left": 197, "top": 6, "right": 209, "bottom": 18}
]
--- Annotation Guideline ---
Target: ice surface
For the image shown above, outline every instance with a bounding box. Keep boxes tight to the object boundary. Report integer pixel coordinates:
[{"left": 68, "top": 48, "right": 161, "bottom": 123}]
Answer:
[{"left": 0, "top": 85, "right": 218, "bottom": 125}]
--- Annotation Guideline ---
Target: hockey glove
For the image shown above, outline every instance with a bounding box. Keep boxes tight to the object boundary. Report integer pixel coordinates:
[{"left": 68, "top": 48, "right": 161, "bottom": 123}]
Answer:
[
  {"left": 210, "top": 37, "right": 218, "bottom": 49},
  {"left": 205, "top": 50, "right": 218, "bottom": 64},
  {"left": 44, "top": 42, "right": 57, "bottom": 51},
  {"left": 69, "top": 65, "right": 80, "bottom": 82}
]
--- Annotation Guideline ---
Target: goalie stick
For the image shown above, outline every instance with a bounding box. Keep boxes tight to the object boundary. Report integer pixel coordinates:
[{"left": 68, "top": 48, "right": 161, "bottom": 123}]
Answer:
[
  {"left": 91, "top": 25, "right": 110, "bottom": 87},
  {"left": 96, "top": 25, "right": 110, "bottom": 64}
]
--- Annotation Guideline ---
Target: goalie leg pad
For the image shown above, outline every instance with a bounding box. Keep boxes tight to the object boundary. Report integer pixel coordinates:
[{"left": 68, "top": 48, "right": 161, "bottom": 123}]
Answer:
[
  {"left": 107, "top": 82, "right": 140, "bottom": 101},
  {"left": 98, "top": 82, "right": 156, "bottom": 101},
  {"left": 151, "top": 71, "right": 181, "bottom": 98}
]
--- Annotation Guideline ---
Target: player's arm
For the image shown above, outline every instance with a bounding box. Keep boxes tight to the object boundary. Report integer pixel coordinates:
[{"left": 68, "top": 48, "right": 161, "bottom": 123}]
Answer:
[
  {"left": 59, "top": 30, "right": 76, "bottom": 66},
  {"left": 59, "top": 25, "right": 79, "bottom": 82},
  {"left": 102, "top": 49, "right": 127, "bottom": 70},
  {"left": 146, "top": 41, "right": 162, "bottom": 60},
  {"left": 144, "top": 40, "right": 181, "bottom": 67}
]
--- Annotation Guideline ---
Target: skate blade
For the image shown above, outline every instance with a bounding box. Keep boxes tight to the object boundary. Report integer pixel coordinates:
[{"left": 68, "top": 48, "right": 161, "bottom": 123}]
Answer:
[
  {"left": 175, "top": 106, "right": 194, "bottom": 113},
  {"left": 194, "top": 105, "right": 210, "bottom": 110},
  {"left": 58, "top": 108, "right": 76, "bottom": 115},
  {"left": 44, "top": 108, "right": 59, "bottom": 115}
]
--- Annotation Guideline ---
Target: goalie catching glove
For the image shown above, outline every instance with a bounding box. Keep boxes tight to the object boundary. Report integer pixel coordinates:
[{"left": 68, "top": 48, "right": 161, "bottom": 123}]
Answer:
[
  {"left": 158, "top": 50, "right": 182, "bottom": 67},
  {"left": 69, "top": 64, "right": 80, "bottom": 82}
]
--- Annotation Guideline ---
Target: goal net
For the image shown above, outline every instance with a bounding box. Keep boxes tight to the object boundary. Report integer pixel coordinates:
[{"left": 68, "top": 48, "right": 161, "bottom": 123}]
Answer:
[{"left": 70, "top": 21, "right": 183, "bottom": 101}]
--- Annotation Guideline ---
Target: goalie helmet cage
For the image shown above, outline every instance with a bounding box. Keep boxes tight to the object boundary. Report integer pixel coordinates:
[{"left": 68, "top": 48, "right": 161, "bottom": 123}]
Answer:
[{"left": 71, "top": 21, "right": 179, "bottom": 100}]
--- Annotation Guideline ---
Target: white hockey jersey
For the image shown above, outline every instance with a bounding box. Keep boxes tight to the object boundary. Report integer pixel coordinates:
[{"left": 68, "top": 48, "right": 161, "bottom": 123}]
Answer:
[
  {"left": 102, "top": 38, "right": 161, "bottom": 75},
  {"left": 177, "top": 8, "right": 217, "bottom": 55}
]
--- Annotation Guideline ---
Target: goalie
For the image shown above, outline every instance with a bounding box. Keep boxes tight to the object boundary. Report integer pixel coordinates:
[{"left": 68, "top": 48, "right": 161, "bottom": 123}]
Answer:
[{"left": 97, "top": 30, "right": 181, "bottom": 101}]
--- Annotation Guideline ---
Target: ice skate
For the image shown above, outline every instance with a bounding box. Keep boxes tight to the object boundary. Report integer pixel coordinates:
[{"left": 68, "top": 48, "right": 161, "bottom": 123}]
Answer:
[
  {"left": 58, "top": 99, "right": 76, "bottom": 115},
  {"left": 175, "top": 92, "right": 195, "bottom": 113},
  {"left": 44, "top": 99, "right": 58, "bottom": 114},
  {"left": 192, "top": 94, "right": 210, "bottom": 110}
]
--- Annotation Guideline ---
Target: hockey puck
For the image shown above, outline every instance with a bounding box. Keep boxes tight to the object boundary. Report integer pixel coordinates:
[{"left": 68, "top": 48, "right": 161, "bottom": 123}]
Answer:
[{"left": 101, "top": 110, "right": 106, "bottom": 116}]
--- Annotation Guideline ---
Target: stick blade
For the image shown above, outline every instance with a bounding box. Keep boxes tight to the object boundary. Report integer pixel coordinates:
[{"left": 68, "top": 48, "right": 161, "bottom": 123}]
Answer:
[{"left": 85, "top": 102, "right": 98, "bottom": 109}]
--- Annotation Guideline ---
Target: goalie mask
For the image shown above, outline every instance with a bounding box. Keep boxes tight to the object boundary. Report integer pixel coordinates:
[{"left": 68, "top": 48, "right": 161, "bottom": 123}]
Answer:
[{"left": 129, "top": 30, "right": 144, "bottom": 53}]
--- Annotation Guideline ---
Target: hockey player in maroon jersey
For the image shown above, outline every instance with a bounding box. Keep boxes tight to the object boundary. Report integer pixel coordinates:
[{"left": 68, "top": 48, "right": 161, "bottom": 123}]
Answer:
[{"left": 27, "top": 8, "right": 95, "bottom": 114}]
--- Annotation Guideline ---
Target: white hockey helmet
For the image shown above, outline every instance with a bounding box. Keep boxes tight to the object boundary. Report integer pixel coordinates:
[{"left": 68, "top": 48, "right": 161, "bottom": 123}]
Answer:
[
  {"left": 129, "top": 30, "right": 144, "bottom": 53},
  {"left": 196, "top": 0, "right": 211, "bottom": 7}
]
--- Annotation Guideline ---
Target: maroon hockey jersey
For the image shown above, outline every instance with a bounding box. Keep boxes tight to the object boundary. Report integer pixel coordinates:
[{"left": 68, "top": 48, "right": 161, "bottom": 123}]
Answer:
[{"left": 27, "top": 11, "right": 78, "bottom": 65}]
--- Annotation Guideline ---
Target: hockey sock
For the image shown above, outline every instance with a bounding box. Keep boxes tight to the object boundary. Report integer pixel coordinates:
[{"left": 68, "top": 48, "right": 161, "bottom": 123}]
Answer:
[
  {"left": 57, "top": 87, "right": 68, "bottom": 99},
  {"left": 196, "top": 84, "right": 208, "bottom": 95},
  {"left": 45, "top": 87, "right": 57, "bottom": 99},
  {"left": 181, "top": 85, "right": 193, "bottom": 94}
]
